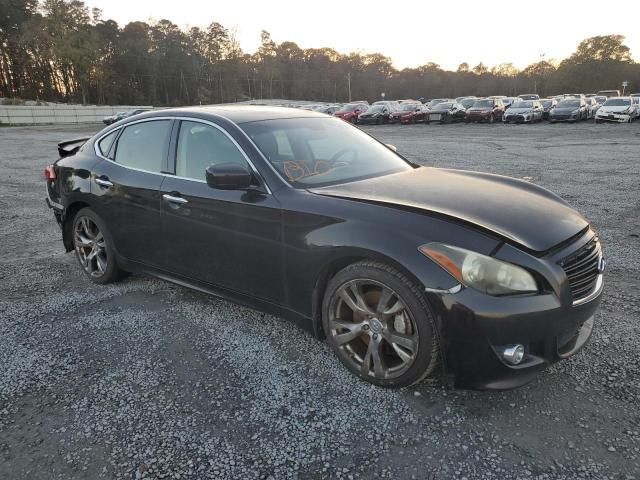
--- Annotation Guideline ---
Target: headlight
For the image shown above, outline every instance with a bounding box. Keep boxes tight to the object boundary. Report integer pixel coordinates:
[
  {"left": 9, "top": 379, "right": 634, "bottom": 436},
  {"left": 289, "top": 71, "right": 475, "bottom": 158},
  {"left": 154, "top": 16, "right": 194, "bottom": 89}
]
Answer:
[{"left": 418, "top": 243, "right": 538, "bottom": 295}]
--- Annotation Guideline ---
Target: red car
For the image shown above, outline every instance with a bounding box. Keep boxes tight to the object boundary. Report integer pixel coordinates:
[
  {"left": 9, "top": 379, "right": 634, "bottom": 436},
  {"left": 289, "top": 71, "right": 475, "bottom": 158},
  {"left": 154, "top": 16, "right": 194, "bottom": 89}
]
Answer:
[
  {"left": 334, "top": 102, "right": 369, "bottom": 123},
  {"left": 465, "top": 98, "right": 505, "bottom": 123},
  {"left": 389, "top": 103, "right": 426, "bottom": 124}
]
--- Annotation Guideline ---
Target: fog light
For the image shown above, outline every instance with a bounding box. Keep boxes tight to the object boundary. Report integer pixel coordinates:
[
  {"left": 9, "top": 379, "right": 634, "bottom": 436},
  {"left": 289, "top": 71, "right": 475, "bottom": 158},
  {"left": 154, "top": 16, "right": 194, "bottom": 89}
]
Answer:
[{"left": 502, "top": 344, "right": 525, "bottom": 365}]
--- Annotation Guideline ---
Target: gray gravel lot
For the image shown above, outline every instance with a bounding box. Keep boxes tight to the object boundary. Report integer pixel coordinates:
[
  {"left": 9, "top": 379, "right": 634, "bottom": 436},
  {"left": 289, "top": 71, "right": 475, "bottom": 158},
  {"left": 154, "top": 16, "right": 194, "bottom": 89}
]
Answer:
[{"left": 1, "top": 121, "right": 639, "bottom": 480}]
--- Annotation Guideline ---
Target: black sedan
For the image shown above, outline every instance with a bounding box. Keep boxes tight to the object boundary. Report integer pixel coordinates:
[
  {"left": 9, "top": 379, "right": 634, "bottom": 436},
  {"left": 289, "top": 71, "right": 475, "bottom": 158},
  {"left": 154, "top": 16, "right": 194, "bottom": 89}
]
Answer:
[
  {"left": 357, "top": 104, "right": 393, "bottom": 124},
  {"left": 45, "top": 107, "right": 604, "bottom": 389},
  {"left": 549, "top": 98, "right": 588, "bottom": 123},
  {"left": 424, "top": 102, "right": 467, "bottom": 124}
]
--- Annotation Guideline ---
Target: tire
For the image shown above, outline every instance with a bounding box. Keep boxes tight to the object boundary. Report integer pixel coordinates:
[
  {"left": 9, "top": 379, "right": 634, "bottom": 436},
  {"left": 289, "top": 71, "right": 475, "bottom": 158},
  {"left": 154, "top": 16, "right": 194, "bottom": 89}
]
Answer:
[
  {"left": 322, "top": 261, "right": 440, "bottom": 388},
  {"left": 71, "top": 207, "right": 123, "bottom": 284},
  {"left": 488, "top": 114, "right": 495, "bottom": 124}
]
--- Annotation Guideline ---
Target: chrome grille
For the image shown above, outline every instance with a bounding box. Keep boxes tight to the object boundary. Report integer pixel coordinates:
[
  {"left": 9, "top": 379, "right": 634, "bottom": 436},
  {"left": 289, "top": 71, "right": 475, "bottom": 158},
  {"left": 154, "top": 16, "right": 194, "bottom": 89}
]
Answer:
[{"left": 560, "top": 237, "right": 602, "bottom": 302}]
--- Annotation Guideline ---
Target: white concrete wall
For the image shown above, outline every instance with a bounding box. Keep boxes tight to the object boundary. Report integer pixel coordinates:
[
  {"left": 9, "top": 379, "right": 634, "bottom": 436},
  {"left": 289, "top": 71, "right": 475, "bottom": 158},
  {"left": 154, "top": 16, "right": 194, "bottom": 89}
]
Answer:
[{"left": 0, "top": 104, "right": 153, "bottom": 125}]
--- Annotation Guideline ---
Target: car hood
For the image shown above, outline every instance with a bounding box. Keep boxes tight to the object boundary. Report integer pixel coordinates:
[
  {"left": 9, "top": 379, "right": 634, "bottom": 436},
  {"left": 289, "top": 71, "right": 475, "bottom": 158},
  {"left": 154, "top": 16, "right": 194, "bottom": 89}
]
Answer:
[
  {"left": 599, "top": 105, "right": 630, "bottom": 113},
  {"left": 553, "top": 107, "right": 578, "bottom": 113},
  {"left": 308, "top": 167, "right": 588, "bottom": 252},
  {"left": 507, "top": 108, "right": 533, "bottom": 114}
]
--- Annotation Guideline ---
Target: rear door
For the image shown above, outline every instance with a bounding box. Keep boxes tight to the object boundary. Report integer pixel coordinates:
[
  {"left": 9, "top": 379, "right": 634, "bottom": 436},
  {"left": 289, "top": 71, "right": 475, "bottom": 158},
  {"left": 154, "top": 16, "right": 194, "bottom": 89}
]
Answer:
[
  {"left": 159, "top": 119, "right": 284, "bottom": 303},
  {"left": 91, "top": 118, "right": 173, "bottom": 267}
]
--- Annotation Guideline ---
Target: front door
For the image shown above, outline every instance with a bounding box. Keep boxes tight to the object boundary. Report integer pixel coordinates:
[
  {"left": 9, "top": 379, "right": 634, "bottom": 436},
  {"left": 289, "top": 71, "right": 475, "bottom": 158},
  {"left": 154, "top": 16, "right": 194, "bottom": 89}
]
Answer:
[{"left": 160, "top": 119, "right": 284, "bottom": 304}]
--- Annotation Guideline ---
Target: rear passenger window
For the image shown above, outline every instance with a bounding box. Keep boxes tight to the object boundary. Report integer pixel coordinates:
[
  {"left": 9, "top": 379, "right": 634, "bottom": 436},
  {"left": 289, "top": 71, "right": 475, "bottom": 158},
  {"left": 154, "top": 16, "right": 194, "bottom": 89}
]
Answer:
[
  {"left": 114, "top": 120, "right": 171, "bottom": 172},
  {"left": 175, "top": 121, "right": 248, "bottom": 181},
  {"left": 98, "top": 130, "right": 118, "bottom": 158}
]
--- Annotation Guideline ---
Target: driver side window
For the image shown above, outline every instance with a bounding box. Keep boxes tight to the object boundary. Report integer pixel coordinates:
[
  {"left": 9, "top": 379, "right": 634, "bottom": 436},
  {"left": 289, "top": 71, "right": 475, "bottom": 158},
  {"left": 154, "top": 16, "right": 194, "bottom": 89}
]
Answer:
[{"left": 175, "top": 121, "right": 248, "bottom": 181}]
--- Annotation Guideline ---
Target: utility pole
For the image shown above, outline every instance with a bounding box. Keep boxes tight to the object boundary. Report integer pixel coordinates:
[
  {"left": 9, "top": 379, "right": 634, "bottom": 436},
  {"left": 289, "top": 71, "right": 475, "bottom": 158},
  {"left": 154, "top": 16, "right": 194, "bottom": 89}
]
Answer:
[{"left": 347, "top": 72, "right": 351, "bottom": 103}]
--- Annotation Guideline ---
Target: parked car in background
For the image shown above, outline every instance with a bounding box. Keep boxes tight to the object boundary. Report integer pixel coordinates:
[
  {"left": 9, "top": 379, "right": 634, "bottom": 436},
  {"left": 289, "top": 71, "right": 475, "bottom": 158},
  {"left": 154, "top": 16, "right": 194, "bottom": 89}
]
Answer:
[
  {"left": 389, "top": 103, "right": 426, "bottom": 124},
  {"left": 314, "top": 105, "right": 341, "bottom": 115},
  {"left": 46, "top": 106, "right": 604, "bottom": 389},
  {"left": 108, "top": 109, "right": 151, "bottom": 124},
  {"left": 540, "top": 98, "right": 557, "bottom": 120},
  {"left": 597, "top": 89, "right": 620, "bottom": 98},
  {"left": 549, "top": 98, "right": 588, "bottom": 122},
  {"left": 459, "top": 98, "right": 477, "bottom": 111},
  {"left": 502, "top": 97, "right": 517, "bottom": 109},
  {"left": 503, "top": 100, "right": 543, "bottom": 123},
  {"left": 103, "top": 112, "right": 125, "bottom": 125},
  {"left": 465, "top": 98, "right": 505, "bottom": 123},
  {"left": 455, "top": 96, "right": 476, "bottom": 103},
  {"left": 629, "top": 96, "right": 640, "bottom": 120},
  {"left": 424, "top": 102, "right": 467, "bottom": 124},
  {"left": 426, "top": 98, "right": 450, "bottom": 109},
  {"left": 372, "top": 100, "right": 399, "bottom": 111},
  {"left": 584, "top": 97, "right": 599, "bottom": 119},
  {"left": 334, "top": 102, "right": 369, "bottom": 123},
  {"left": 595, "top": 95, "right": 607, "bottom": 106},
  {"left": 358, "top": 104, "right": 393, "bottom": 124},
  {"left": 595, "top": 97, "right": 635, "bottom": 123},
  {"left": 517, "top": 94, "right": 540, "bottom": 101}
]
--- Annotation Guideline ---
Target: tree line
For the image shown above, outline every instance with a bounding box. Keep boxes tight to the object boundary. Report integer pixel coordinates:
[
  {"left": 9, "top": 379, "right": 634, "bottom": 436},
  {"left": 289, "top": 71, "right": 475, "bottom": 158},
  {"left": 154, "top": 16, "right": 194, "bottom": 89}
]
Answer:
[{"left": 1, "top": 0, "right": 639, "bottom": 106}]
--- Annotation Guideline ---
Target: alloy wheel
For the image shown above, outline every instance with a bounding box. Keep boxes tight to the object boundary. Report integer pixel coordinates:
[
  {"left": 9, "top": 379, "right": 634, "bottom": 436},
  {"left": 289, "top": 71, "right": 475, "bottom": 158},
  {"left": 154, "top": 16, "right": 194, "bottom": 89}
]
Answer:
[
  {"left": 328, "top": 279, "right": 419, "bottom": 380},
  {"left": 74, "top": 216, "right": 108, "bottom": 277}
]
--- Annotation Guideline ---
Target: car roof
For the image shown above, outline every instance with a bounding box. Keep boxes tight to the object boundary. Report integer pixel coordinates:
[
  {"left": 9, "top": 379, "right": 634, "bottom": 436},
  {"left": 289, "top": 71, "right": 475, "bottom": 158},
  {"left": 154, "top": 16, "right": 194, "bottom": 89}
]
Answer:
[{"left": 134, "top": 105, "right": 329, "bottom": 124}]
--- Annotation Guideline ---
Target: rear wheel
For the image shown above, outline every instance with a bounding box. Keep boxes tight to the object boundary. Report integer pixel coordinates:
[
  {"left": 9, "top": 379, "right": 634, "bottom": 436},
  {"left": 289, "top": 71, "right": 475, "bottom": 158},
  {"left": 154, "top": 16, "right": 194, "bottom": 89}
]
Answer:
[
  {"left": 322, "top": 261, "right": 440, "bottom": 388},
  {"left": 72, "top": 207, "right": 122, "bottom": 284}
]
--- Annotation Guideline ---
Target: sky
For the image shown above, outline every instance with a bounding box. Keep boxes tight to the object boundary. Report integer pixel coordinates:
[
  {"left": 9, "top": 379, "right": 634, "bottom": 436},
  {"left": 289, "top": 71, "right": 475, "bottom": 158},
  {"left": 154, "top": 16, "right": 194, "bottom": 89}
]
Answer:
[{"left": 83, "top": 0, "right": 640, "bottom": 70}]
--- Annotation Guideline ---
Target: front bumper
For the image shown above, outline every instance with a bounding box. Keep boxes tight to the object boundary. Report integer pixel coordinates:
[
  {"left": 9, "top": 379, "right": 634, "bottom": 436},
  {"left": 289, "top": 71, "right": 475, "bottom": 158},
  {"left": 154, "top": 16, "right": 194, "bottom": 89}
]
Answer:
[
  {"left": 466, "top": 112, "right": 491, "bottom": 121},
  {"left": 423, "top": 230, "right": 604, "bottom": 390},
  {"left": 504, "top": 114, "right": 531, "bottom": 123},
  {"left": 550, "top": 114, "right": 579, "bottom": 122},
  {"left": 435, "top": 281, "right": 602, "bottom": 389},
  {"left": 595, "top": 113, "right": 631, "bottom": 123}
]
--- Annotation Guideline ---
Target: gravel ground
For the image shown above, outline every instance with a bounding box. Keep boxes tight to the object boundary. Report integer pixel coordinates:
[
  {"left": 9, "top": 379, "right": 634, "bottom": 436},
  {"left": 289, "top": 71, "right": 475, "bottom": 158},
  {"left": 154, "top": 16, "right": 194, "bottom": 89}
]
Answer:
[{"left": 0, "top": 121, "right": 639, "bottom": 480}]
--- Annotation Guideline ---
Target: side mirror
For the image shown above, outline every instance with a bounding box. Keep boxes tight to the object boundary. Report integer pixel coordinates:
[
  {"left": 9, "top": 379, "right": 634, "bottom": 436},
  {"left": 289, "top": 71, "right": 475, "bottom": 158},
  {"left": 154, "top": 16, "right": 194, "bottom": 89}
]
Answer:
[{"left": 206, "top": 163, "right": 253, "bottom": 190}]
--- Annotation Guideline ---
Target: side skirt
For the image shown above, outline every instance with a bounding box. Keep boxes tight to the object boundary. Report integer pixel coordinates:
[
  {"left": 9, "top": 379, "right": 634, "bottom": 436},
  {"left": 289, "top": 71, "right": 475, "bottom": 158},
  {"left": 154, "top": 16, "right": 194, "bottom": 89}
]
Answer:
[{"left": 116, "top": 255, "right": 317, "bottom": 336}]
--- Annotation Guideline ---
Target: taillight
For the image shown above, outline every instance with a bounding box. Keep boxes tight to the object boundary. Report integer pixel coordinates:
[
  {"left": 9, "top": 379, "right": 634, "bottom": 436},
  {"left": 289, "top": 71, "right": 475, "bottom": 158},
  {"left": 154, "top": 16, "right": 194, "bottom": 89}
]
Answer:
[{"left": 45, "top": 165, "right": 56, "bottom": 180}]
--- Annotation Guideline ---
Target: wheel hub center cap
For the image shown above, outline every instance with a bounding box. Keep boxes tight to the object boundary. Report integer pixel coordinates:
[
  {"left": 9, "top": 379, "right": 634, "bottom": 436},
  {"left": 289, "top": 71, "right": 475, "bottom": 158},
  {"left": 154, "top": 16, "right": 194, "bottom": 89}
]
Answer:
[{"left": 370, "top": 318, "right": 383, "bottom": 334}]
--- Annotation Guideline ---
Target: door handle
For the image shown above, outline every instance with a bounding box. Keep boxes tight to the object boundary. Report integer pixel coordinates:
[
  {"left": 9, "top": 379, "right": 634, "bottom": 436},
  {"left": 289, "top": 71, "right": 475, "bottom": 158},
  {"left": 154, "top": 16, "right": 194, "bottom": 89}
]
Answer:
[
  {"left": 162, "top": 193, "right": 188, "bottom": 205},
  {"left": 95, "top": 176, "right": 113, "bottom": 188}
]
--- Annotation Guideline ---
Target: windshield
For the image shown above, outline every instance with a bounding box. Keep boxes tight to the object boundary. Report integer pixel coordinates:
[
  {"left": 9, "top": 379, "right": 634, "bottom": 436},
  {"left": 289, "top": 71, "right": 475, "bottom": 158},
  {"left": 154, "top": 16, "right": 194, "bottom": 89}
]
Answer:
[
  {"left": 519, "top": 95, "right": 537, "bottom": 100},
  {"left": 511, "top": 101, "right": 533, "bottom": 109},
  {"left": 434, "top": 102, "right": 454, "bottom": 109},
  {"left": 460, "top": 99, "right": 475, "bottom": 108},
  {"left": 428, "top": 99, "right": 447, "bottom": 108},
  {"left": 337, "top": 103, "right": 360, "bottom": 113},
  {"left": 472, "top": 100, "right": 494, "bottom": 108},
  {"left": 365, "top": 105, "right": 386, "bottom": 113},
  {"left": 603, "top": 98, "right": 631, "bottom": 106},
  {"left": 541, "top": 100, "right": 552, "bottom": 107},
  {"left": 557, "top": 100, "right": 579, "bottom": 108},
  {"left": 241, "top": 117, "right": 412, "bottom": 188},
  {"left": 399, "top": 103, "right": 420, "bottom": 111}
]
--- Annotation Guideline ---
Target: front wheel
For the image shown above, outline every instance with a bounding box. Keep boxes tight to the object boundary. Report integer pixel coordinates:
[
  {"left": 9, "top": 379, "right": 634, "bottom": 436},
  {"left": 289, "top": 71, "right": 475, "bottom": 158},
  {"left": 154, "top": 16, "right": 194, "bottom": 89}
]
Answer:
[
  {"left": 322, "top": 261, "right": 440, "bottom": 388},
  {"left": 488, "top": 114, "right": 495, "bottom": 124},
  {"left": 72, "top": 207, "right": 123, "bottom": 284}
]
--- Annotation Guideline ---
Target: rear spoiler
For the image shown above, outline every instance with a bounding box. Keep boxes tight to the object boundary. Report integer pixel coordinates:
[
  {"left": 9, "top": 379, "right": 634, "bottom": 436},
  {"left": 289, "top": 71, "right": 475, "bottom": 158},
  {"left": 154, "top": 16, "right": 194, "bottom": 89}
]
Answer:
[{"left": 58, "top": 137, "right": 91, "bottom": 158}]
